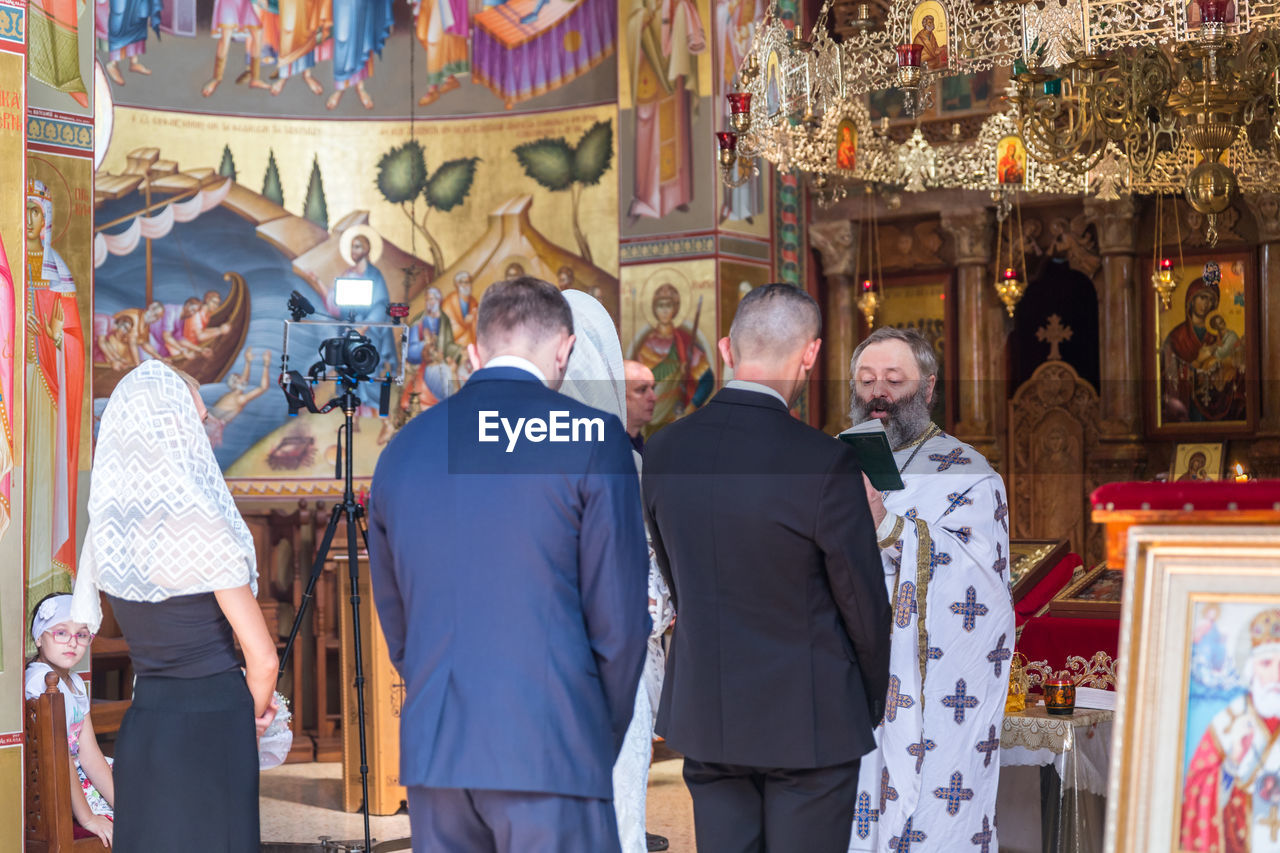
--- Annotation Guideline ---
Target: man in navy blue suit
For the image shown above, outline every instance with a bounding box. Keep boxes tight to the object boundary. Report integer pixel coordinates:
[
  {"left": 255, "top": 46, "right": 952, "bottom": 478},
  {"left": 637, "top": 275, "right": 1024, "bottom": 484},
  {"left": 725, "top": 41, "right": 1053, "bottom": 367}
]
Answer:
[{"left": 367, "top": 277, "right": 651, "bottom": 853}]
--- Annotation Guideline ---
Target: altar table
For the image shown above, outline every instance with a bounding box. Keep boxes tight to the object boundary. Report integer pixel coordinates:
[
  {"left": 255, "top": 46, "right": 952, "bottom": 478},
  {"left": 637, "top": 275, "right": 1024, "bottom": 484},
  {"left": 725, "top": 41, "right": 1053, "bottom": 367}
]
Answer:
[{"left": 999, "top": 702, "right": 1113, "bottom": 853}]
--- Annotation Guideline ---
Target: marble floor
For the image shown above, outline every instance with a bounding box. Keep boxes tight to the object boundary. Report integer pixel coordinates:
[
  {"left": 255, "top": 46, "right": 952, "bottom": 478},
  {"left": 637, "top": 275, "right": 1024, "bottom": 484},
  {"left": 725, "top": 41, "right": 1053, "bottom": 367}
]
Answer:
[{"left": 261, "top": 757, "right": 695, "bottom": 851}]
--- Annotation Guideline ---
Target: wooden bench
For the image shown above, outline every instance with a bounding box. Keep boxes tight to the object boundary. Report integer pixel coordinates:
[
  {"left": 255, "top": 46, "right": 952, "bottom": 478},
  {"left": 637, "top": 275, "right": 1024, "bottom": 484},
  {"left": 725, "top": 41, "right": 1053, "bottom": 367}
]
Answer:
[{"left": 24, "top": 671, "right": 110, "bottom": 853}]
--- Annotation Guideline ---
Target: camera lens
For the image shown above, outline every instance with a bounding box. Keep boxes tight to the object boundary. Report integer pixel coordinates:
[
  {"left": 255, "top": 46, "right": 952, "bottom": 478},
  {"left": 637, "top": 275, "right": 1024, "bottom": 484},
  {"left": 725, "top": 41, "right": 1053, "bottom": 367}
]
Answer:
[{"left": 344, "top": 338, "right": 380, "bottom": 377}]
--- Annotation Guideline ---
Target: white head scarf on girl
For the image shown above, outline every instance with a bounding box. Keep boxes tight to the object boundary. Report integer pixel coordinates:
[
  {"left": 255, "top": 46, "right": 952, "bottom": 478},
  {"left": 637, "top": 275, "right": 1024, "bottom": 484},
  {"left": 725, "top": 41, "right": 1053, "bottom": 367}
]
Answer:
[
  {"left": 560, "top": 290, "right": 626, "bottom": 423},
  {"left": 70, "top": 360, "right": 257, "bottom": 632}
]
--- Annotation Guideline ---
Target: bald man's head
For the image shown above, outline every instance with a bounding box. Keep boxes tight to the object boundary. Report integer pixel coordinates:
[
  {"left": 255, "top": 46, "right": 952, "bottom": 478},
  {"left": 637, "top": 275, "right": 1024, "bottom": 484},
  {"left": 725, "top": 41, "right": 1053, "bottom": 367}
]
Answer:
[
  {"left": 727, "top": 283, "right": 821, "bottom": 366},
  {"left": 623, "top": 359, "right": 656, "bottom": 436}
]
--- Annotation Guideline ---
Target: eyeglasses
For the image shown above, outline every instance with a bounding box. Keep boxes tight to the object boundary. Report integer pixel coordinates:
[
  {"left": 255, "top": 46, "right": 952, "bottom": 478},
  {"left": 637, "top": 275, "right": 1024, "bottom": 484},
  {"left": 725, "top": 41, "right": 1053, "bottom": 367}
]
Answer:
[{"left": 47, "top": 628, "right": 95, "bottom": 645}]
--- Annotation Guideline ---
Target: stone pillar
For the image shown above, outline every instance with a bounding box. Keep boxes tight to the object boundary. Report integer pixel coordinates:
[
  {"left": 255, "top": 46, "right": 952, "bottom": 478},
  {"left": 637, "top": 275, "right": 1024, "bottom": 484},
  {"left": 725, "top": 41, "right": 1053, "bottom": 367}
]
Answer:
[
  {"left": 939, "top": 208, "right": 1003, "bottom": 469},
  {"left": 1083, "top": 196, "right": 1148, "bottom": 485},
  {"left": 1247, "top": 193, "right": 1280, "bottom": 477},
  {"left": 809, "top": 220, "right": 857, "bottom": 433}
]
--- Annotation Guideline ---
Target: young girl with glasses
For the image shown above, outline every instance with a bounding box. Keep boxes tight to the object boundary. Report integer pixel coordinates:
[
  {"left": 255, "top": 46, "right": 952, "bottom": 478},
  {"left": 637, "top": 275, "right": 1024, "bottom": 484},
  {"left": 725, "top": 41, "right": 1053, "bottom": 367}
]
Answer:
[{"left": 25, "top": 592, "right": 115, "bottom": 847}]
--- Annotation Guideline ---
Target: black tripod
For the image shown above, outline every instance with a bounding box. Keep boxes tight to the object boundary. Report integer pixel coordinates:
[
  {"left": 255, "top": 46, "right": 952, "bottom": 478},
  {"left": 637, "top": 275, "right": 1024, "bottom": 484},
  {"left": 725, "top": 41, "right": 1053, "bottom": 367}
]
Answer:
[{"left": 278, "top": 379, "right": 374, "bottom": 853}]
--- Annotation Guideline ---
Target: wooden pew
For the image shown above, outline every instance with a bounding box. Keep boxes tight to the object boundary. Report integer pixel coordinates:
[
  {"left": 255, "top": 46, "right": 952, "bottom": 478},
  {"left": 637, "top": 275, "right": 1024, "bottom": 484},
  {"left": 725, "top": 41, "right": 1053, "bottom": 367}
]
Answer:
[{"left": 24, "top": 672, "right": 110, "bottom": 853}]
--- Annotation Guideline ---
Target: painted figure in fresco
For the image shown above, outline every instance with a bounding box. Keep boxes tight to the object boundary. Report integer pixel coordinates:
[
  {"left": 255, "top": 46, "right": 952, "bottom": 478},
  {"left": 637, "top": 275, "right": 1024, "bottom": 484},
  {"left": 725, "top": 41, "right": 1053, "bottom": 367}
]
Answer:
[
  {"left": 837, "top": 124, "right": 857, "bottom": 171},
  {"left": 503, "top": 262, "right": 526, "bottom": 281},
  {"left": 24, "top": 178, "right": 86, "bottom": 604},
  {"left": 330, "top": 225, "right": 397, "bottom": 439},
  {"left": 402, "top": 286, "right": 460, "bottom": 415},
  {"left": 1182, "top": 608, "right": 1280, "bottom": 852},
  {"left": 912, "top": 14, "right": 947, "bottom": 68},
  {"left": 204, "top": 348, "right": 272, "bottom": 447},
  {"left": 183, "top": 289, "right": 232, "bottom": 346},
  {"left": 29, "top": 0, "right": 91, "bottom": 107},
  {"left": 201, "top": 0, "right": 270, "bottom": 97},
  {"left": 0, "top": 232, "right": 14, "bottom": 543},
  {"left": 627, "top": 0, "right": 707, "bottom": 222},
  {"left": 631, "top": 282, "right": 712, "bottom": 433},
  {"left": 94, "top": 313, "right": 138, "bottom": 371},
  {"left": 716, "top": 0, "right": 765, "bottom": 222},
  {"left": 96, "top": 0, "right": 162, "bottom": 86},
  {"left": 440, "top": 270, "right": 478, "bottom": 349},
  {"left": 325, "top": 0, "right": 393, "bottom": 111},
  {"left": 413, "top": 0, "right": 470, "bottom": 107},
  {"left": 1161, "top": 263, "right": 1246, "bottom": 423},
  {"left": 265, "top": 0, "right": 332, "bottom": 97},
  {"left": 998, "top": 139, "right": 1025, "bottom": 184}
]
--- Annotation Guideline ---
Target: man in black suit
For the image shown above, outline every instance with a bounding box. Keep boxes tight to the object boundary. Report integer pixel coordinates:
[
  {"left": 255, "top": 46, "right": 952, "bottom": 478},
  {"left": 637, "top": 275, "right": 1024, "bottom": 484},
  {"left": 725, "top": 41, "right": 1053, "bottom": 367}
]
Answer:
[{"left": 642, "top": 283, "right": 890, "bottom": 853}]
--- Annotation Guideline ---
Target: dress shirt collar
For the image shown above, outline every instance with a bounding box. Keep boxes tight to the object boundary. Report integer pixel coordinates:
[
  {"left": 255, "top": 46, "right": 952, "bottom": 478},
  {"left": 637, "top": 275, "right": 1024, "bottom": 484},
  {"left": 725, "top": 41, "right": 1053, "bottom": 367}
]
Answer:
[
  {"left": 725, "top": 379, "right": 789, "bottom": 408},
  {"left": 482, "top": 355, "right": 547, "bottom": 382}
]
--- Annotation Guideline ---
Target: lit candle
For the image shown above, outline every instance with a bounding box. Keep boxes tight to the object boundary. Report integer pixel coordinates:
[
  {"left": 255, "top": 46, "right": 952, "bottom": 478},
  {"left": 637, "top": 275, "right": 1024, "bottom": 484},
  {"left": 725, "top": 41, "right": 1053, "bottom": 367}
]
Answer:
[
  {"left": 862, "top": 279, "right": 874, "bottom": 291},
  {"left": 1233, "top": 462, "right": 1249, "bottom": 482},
  {"left": 1003, "top": 267, "right": 1017, "bottom": 280}
]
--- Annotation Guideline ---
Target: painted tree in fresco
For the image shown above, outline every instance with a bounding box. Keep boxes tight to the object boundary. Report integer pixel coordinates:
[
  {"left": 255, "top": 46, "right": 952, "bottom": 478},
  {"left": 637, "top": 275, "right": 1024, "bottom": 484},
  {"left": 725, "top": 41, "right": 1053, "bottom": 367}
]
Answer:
[
  {"left": 512, "top": 120, "right": 613, "bottom": 266},
  {"left": 218, "top": 145, "right": 237, "bottom": 181},
  {"left": 375, "top": 140, "right": 479, "bottom": 274},
  {"left": 262, "top": 149, "right": 284, "bottom": 207},
  {"left": 303, "top": 156, "right": 329, "bottom": 229}
]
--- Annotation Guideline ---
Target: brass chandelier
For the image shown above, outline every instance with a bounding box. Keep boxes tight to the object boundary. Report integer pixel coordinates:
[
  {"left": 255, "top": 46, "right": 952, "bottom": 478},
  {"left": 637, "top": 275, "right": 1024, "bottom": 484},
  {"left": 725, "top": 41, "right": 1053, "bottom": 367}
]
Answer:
[{"left": 718, "top": 0, "right": 1280, "bottom": 243}]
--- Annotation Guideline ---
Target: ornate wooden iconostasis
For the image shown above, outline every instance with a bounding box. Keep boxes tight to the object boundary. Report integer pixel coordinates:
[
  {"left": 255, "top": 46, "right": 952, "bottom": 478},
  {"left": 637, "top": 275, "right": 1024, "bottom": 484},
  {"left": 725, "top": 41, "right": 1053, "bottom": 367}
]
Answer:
[{"left": 809, "top": 189, "right": 1280, "bottom": 566}]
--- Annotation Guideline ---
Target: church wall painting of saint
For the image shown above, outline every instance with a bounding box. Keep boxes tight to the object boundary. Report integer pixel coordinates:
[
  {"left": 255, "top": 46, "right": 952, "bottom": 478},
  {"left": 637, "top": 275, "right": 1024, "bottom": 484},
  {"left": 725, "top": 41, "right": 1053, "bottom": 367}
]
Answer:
[
  {"left": 0, "top": 0, "right": 28, "bottom": 754},
  {"left": 620, "top": 258, "right": 717, "bottom": 436},
  {"left": 94, "top": 102, "right": 619, "bottom": 490},
  {"left": 88, "top": 0, "right": 619, "bottom": 119}
]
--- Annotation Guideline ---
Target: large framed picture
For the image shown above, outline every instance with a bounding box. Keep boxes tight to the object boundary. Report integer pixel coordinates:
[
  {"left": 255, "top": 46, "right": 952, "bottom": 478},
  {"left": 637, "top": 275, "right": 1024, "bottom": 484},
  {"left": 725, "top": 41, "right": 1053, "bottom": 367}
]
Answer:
[
  {"left": 1048, "top": 561, "right": 1122, "bottom": 619},
  {"left": 1107, "top": 526, "right": 1280, "bottom": 853},
  {"left": 1143, "top": 251, "right": 1258, "bottom": 437},
  {"left": 862, "top": 271, "right": 957, "bottom": 431}
]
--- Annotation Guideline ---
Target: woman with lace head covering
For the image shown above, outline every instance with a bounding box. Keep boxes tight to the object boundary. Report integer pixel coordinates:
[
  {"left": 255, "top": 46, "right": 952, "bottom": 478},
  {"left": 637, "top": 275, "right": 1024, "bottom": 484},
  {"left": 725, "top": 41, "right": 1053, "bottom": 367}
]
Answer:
[
  {"left": 71, "top": 359, "right": 278, "bottom": 852},
  {"left": 561, "top": 291, "right": 676, "bottom": 853}
]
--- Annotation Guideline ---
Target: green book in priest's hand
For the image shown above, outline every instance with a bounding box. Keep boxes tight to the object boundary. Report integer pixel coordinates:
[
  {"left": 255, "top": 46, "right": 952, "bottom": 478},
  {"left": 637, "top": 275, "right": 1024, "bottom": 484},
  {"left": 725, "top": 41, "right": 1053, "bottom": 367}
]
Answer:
[{"left": 837, "top": 419, "right": 906, "bottom": 492}]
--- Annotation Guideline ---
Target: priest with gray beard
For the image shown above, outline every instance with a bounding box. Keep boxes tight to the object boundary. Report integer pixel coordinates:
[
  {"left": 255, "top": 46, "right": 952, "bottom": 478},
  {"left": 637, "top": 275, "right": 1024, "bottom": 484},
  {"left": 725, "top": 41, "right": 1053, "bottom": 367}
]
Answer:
[{"left": 842, "top": 327, "right": 1013, "bottom": 853}]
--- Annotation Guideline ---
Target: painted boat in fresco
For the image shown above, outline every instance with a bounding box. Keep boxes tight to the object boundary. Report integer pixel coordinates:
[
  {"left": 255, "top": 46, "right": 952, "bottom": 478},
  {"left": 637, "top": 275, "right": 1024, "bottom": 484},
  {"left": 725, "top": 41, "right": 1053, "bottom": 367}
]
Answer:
[{"left": 92, "top": 271, "right": 251, "bottom": 397}]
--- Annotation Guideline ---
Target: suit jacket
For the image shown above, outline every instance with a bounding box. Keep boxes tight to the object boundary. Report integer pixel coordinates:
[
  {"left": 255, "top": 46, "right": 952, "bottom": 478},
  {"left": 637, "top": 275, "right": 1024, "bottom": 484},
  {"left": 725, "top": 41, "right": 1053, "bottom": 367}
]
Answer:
[
  {"left": 367, "top": 366, "right": 651, "bottom": 798},
  {"left": 643, "top": 387, "right": 890, "bottom": 769}
]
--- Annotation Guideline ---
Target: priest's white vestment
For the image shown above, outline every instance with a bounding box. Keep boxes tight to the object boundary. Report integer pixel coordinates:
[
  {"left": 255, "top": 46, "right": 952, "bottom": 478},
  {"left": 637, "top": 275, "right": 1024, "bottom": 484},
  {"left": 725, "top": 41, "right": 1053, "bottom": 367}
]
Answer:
[{"left": 846, "top": 425, "right": 1014, "bottom": 853}]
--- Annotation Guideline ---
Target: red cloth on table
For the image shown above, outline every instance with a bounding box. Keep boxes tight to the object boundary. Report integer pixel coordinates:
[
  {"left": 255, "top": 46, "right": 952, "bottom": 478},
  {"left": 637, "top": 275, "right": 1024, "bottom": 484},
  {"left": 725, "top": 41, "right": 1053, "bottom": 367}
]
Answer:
[
  {"left": 1014, "top": 553, "right": 1082, "bottom": 628},
  {"left": 1016, "top": 615, "right": 1120, "bottom": 685},
  {"left": 1092, "top": 479, "right": 1280, "bottom": 511}
]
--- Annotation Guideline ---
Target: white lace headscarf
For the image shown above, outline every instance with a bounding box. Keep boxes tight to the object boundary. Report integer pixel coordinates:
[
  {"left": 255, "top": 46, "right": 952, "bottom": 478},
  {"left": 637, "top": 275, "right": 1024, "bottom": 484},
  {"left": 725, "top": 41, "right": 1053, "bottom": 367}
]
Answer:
[
  {"left": 71, "top": 360, "right": 257, "bottom": 631},
  {"left": 560, "top": 290, "right": 626, "bottom": 422}
]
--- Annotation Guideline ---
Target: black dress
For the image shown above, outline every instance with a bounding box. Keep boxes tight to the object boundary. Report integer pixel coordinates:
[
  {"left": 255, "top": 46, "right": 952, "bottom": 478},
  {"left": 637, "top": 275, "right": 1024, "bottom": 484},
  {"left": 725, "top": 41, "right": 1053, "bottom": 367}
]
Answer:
[{"left": 107, "top": 592, "right": 259, "bottom": 852}]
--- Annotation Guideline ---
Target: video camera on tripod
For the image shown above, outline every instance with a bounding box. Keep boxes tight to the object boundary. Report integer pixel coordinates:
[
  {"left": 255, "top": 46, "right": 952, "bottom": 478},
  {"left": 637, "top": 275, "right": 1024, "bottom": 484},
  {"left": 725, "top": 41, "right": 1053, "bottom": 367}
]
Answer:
[
  {"left": 278, "top": 279, "right": 410, "bottom": 417},
  {"left": 274, "top": 277, "right": 413, "bottom": 853}
]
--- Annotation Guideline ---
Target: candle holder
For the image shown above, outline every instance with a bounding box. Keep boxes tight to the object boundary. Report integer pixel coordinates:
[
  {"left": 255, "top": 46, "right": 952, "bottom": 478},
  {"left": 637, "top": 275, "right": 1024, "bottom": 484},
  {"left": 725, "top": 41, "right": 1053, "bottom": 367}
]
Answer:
[
  {"left": 1153, "top": 257, "right": 1177, "bottom": 310},
  {"left": 857, "top": 280, "right": 880, "bottom": 326},
  {"left": 995, "top": 267, "right": 1025, "bottom": 317},
  {"left": 727, "top": 93, "right": 752, "bottom": 132},
  {"left": 716, "top": 131, "right": 738, "bottom": 167},
  {"left": 1044, "top": 677, "right": 1076, "bottom": 716},
  {"left": 896, "top": 43, "right": 923, "bottom": 88},
  {"left": 1199, "top": 0, "right": 1228, "bottom": 44}
]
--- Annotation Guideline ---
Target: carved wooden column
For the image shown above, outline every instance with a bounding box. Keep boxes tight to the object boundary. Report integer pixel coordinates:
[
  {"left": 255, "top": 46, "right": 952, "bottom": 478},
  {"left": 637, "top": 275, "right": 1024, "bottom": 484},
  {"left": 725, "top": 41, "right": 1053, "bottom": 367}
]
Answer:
[
  {"left": 1084, "top": 197, "right": 1148, "bottom": 483},
  {"left": 809, "top": 220, "right": 857, "bottom": 433},
  {"left": 1247, "top": 193, "right": 1280, "bottom": 476},
  {"left": 939, "top": 208, "right": 1003, "bottom": 469}
]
